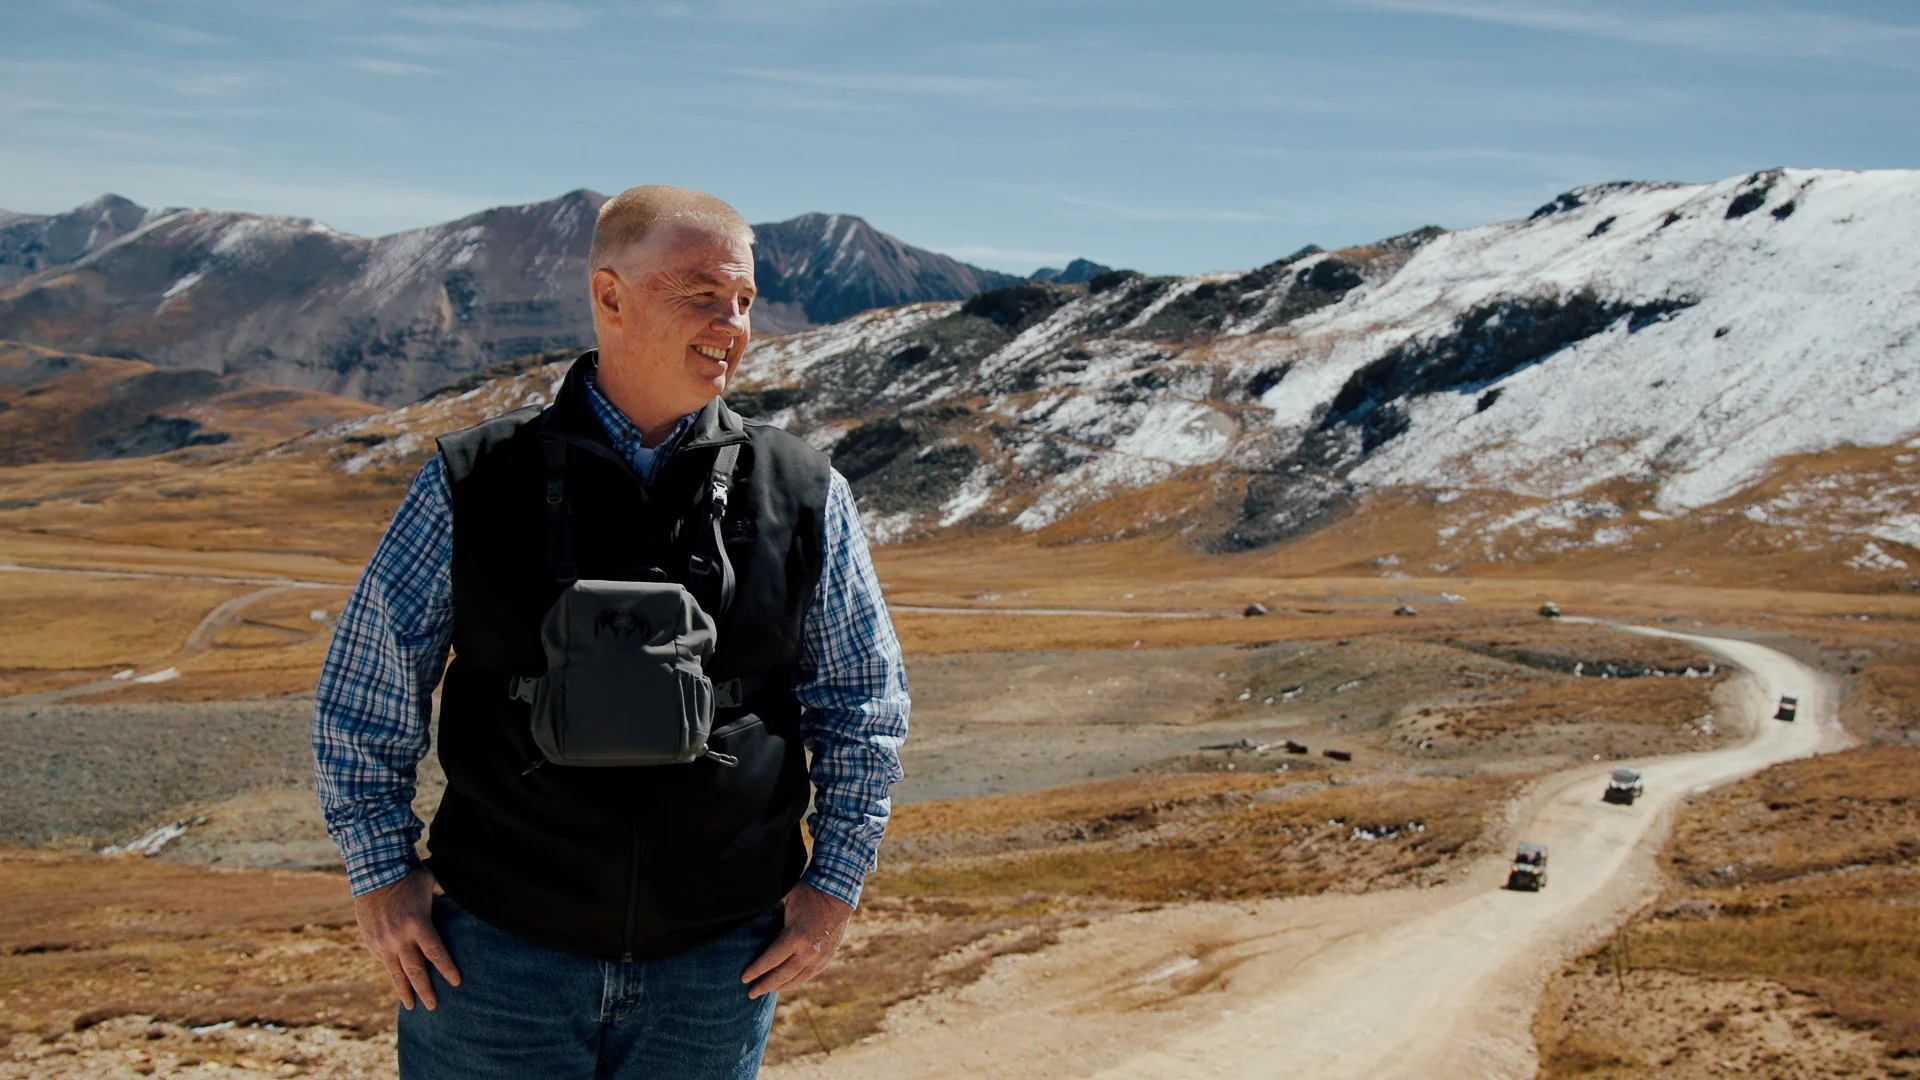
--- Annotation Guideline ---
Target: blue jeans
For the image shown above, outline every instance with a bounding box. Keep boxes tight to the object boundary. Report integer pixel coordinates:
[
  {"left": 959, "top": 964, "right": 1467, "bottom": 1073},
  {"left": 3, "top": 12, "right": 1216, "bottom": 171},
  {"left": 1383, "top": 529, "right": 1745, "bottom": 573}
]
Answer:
[{"left": 397, "top": 895, "right": 782, "bottom": 1079}]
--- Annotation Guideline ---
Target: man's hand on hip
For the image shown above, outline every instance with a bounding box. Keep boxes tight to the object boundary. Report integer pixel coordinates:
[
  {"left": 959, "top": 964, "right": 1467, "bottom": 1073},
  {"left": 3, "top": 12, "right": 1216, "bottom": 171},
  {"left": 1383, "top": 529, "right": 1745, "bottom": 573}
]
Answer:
[
  {"left": 741, "top": 881, "right": 852, "bottom": 1000},
  {"left": 353, "top": 869, "right": 461, "bottom": 1010}
]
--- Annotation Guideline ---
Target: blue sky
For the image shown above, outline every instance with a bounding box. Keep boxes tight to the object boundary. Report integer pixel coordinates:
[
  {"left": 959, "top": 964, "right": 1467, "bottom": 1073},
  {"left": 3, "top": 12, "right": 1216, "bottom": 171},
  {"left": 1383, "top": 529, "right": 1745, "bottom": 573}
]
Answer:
[{"left": 4, "top": 1, "right": 1917, "bottom": 275}]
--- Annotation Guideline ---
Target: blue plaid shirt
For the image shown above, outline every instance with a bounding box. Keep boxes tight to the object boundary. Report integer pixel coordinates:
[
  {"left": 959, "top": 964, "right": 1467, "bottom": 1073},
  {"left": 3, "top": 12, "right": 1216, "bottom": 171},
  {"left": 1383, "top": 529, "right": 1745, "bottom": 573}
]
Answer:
[{"left": 311, "top": 373, "right": 909, "bottom": 909}]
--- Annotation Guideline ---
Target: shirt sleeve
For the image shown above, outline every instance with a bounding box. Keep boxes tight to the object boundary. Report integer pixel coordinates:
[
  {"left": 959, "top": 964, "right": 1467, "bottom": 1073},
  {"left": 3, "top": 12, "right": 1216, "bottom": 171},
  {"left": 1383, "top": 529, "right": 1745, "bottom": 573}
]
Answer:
[
  {"left": 792, "top": 469, "right": 910, "bottom": 908},
  {"left": 310, "top": 455, "right": 456, "bottom": 896}
]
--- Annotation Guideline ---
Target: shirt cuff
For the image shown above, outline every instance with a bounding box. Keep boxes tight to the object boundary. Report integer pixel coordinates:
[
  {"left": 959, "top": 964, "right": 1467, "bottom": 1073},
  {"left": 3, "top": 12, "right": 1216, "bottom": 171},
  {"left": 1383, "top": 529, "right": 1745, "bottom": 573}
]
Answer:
[
  {"left": 803, "top": 814, "right": 889, "bottom": 909},
  {"left": 802, "top": 856, "right": 867, "bottom": 909},
  {"left": 332, "top": 822, "right": 425, "bottom": 896}
]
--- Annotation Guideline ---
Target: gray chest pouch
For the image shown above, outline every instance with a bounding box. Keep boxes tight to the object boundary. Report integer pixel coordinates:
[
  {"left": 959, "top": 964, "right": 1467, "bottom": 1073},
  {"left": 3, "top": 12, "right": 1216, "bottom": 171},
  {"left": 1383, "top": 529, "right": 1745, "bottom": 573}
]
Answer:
[{"left": 510, "top": 431, "right": 749, "bottom": 769}]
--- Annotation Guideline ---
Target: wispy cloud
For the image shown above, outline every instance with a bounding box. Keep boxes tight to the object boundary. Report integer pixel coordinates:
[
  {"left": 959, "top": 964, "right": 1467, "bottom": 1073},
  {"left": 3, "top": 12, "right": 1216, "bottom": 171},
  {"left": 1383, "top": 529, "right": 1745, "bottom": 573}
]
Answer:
[
  {"left": 646, "top": 0, "right": 919, "bottom": 24},
  {"left": 1230, "top": 145, "right": 1621, "bottom": 179},
  {"left": 392, "top": 3, "right": 596, "bottom": 32},
  {"left": 353, "top": 31, "right": 487, "bottom": 56},
  {"left": 1346, "top": 0, "right": 1920, "bottom": 63},
  {"left": 54, "top": 0, "right": 227, "bottom": 44},
  {"left": 349, "top": 57, "right": 441, "bottom": 76},
  {"left": 985, "top": 183, "right": 1282, "bottom": 225},
  {"left": 943, "top": 244, "right": 1087, "bottom": 268},
  {"left": 168, "top": 73, "right": 257, "bottom": 97},
  {"left": 729, "top": 67, "right": 1027, "bottom": 96}
]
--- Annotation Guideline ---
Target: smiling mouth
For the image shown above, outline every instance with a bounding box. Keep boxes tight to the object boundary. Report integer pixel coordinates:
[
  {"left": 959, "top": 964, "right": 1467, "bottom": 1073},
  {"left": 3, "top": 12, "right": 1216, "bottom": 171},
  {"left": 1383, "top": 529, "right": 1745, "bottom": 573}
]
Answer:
[{"left": 691, "top": 344, "right": 729, "bottom": 361}]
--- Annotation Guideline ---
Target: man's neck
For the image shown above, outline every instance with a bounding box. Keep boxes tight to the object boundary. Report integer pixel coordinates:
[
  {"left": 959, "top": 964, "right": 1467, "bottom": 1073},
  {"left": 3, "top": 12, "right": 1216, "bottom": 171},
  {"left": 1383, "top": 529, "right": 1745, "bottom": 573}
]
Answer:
[{"left": 593, "top": 357, "right": 707, "bottom": 449}]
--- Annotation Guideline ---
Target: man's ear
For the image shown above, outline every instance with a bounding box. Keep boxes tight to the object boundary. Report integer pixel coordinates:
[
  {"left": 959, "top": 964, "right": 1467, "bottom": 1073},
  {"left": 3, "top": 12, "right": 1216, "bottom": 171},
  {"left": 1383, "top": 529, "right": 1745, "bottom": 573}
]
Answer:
[{"left": 590, "top": 268, "right": 623, "bottom": 328}]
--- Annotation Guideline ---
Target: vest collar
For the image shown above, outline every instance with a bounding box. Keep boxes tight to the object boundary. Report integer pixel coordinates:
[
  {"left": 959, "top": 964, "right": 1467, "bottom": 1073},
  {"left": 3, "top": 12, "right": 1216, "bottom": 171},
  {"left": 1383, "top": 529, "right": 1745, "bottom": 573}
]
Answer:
[{"left": 546, "top": 350, "right": 750, "bottom": 454}]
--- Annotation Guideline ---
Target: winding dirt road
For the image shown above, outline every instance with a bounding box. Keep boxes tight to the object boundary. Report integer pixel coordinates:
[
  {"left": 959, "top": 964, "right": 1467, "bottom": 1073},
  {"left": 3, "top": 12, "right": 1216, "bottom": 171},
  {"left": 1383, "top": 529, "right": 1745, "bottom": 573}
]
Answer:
[{"left": 764, "top": 627, "right": 1850, "bottom": 1080}]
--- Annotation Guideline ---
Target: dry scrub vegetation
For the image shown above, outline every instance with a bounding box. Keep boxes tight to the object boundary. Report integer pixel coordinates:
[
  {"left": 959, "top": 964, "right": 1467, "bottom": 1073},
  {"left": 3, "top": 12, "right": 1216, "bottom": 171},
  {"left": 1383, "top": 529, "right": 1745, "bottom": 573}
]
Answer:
[
  {"left": 873, "top": 774, "right": 1513, "bottom": 903},
  {"left": 1535, "top": 636, "right": 1920, "bottom": 1076}
]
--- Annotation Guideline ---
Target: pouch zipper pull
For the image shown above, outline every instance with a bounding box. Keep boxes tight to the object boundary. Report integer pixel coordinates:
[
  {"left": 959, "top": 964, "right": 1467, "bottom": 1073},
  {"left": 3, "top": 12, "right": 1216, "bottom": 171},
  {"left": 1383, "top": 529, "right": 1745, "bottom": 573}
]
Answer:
[
  {"left": 520, "top": 758, "right": 546, "bottom": 776},
  {"left": 702, "top": 749, "right": 740, "bottom": 768}
]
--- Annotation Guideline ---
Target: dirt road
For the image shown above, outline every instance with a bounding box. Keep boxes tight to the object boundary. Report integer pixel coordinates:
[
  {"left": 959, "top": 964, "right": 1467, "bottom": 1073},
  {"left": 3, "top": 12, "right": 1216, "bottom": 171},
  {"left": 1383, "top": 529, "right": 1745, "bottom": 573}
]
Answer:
[
  {"left": 764, "top": 627, "right": 1849, "bottom": 1080},
  {"left": 1, "top": 562, "right": 336, "bottom": 705}
]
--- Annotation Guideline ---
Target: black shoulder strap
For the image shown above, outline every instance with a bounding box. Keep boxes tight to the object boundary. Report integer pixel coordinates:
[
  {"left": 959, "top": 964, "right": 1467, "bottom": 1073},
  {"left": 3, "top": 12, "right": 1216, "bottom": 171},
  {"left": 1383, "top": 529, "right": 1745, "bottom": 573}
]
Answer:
[
  {"left": 540, "top": 432, "right": 578, "bottom": 586},
  {"left": 686, "top": 443, "right": 740, "bottom": 618},
  {"left": 541, "top": 425, "right": 740, "bottom": 614}
]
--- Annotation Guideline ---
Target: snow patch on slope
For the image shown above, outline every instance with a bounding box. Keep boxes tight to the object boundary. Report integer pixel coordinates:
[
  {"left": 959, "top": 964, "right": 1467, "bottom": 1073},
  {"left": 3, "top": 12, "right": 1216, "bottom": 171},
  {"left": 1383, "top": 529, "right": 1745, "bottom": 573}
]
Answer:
[{"left": 1293, "top": 170, "right": 1920, "bottom": 511}]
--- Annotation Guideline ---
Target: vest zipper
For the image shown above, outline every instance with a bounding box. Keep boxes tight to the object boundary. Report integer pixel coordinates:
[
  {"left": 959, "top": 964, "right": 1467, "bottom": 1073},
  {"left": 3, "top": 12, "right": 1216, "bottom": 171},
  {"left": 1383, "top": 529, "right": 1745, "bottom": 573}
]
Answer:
[{"left": 621, "top": 817, "right": 642, "bottom": 964}]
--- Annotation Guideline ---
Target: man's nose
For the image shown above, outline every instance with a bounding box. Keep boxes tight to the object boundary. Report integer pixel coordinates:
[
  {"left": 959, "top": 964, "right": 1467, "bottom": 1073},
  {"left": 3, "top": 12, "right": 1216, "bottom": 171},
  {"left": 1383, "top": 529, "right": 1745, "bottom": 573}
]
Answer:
[{"left": 713, "top": 302, "right": 750, "bottom": 337}]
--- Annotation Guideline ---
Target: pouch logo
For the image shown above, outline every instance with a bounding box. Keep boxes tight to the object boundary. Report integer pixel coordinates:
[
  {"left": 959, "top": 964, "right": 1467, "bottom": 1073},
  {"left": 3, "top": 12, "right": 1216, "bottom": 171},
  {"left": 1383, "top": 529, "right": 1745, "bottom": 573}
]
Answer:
[{"left": 593, "top": 609, "right": 651, "bottom": 641}]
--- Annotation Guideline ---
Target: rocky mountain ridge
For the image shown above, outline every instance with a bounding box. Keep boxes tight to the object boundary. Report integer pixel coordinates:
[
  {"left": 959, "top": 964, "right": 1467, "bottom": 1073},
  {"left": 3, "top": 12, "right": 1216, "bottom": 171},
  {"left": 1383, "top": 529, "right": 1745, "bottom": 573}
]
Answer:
[
  {"left": 38, "top": 167, "right": 1912, "bottom": 589},
  {"left": 0, "top": 192, "right": 1067, "bottom": 406},
  {"left": 725, "top": 168, "right": 1918, "bottom": 584}
]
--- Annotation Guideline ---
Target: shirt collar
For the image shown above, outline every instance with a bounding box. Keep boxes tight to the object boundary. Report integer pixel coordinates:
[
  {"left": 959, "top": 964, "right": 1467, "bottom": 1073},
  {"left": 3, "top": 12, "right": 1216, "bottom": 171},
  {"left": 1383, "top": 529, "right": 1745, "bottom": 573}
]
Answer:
[{"left": 581, "top": 366, "right": 698, "bottom": 485}]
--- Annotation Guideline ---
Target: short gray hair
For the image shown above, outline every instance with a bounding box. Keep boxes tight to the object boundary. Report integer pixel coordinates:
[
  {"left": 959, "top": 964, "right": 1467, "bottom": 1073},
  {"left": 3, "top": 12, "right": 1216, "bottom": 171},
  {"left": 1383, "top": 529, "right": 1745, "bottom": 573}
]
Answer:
[{"left": 589, "top": 185, "right": 753, "bottom": 273}]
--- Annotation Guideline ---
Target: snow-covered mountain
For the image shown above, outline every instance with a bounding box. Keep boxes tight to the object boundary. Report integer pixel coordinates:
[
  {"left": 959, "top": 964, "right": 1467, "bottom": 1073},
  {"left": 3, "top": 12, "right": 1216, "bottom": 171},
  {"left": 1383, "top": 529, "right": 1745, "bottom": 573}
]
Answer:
[
  {"left": 723, "top": 168, "right": 1918, "bottom": 573},
  {"left": 283, "top": 168, "right": 1918, "bottom": 586},
  {"left": 0, "top": 194, "right": 1037, "bottom": 405}
]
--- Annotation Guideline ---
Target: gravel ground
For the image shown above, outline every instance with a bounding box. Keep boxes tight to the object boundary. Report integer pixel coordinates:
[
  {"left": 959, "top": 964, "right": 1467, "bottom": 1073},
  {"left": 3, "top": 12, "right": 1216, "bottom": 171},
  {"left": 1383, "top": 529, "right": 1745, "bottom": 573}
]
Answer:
[{"left": 0, "top": 698, "right": 315, "bottom": 848}]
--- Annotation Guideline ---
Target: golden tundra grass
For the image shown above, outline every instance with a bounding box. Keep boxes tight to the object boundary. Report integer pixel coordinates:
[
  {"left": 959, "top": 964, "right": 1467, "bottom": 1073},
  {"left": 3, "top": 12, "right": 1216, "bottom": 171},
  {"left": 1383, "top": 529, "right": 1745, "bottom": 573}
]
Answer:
[
  {"left": 1628, "top": 744, "right": 1920, "bottom": 1055},
  {"left": 1535, "top": 721, "right": 1920, "bottom": 1073},
  {"left": 0, "top": 573, "right": 252, "bottom": 696},
  {"left": 1534, "top": 637, "right": 1920, "bottom": 1070},
  {"left": 0, "top": 852, "right": 386, "bottom": 1041}
]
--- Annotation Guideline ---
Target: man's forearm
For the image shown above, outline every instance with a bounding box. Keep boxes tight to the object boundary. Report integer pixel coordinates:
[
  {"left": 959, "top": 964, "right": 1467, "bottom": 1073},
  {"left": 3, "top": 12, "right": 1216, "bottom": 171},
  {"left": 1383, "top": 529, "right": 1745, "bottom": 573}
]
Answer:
[
  {"left": 311, "top": 455, "right": 455, "bottom": 896},
  {"left": 800, "top": 712, "right": 907, "bottom": 907},
  {"left": 792, "top": 468, "right": 911, "bottom": 908}
]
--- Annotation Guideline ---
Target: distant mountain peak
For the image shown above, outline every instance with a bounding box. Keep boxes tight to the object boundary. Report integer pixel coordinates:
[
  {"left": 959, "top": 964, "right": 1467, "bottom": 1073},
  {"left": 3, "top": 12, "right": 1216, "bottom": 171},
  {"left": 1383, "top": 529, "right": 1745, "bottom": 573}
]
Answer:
[
  {"left": 748, "top": 212, "right": 1021, "bottom": 334},
  {"left": 0, "top": 193, "right": 173, "bottom": 286},
  {"left": 1029, "top": 258, "right": 1113, "bottom": 285},
  {"left": 76, "top": 193, "right": 145, "bottom": 214}
]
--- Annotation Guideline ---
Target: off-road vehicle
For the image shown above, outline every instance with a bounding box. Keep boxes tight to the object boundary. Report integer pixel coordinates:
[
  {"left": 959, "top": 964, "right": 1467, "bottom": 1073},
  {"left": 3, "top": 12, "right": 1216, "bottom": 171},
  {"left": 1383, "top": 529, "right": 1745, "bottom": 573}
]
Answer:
[
  {"left": 1539, "top": 601, "right": 1561, "bottom": 618},
  {"left": 1602, "top": 767, "right": 1644, "bottom": 805},
  {"left": 1775, "top": 694, "right": 1798, "bottom": 722},
  {"left": 1507, "top": 842, "right": 1548, "bottom": 891}
]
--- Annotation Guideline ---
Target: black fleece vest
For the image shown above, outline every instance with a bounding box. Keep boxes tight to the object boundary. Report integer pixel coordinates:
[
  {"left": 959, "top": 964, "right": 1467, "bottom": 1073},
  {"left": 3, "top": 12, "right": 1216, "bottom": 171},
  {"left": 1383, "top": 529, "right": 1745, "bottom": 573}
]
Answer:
[{"left": 427, "top": 355, "right": 831, "bottom": 962}]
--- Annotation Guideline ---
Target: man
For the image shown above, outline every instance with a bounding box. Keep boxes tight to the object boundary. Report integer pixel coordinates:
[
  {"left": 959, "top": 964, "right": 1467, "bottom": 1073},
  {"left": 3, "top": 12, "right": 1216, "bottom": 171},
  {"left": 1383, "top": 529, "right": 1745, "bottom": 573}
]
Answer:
[{"left": 311, "top": 185, "right": 910, "bottom": 1078}]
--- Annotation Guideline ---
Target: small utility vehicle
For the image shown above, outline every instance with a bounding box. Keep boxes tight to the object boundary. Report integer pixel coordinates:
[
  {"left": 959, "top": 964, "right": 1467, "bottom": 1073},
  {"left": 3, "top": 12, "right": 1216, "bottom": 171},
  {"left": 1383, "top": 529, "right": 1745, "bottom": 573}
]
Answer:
[
  {"left": 1507, "top": 842, "right": 1548, "bottom": 891},
  {"left": 1539, "top": 601, "right": 1561, "bottom": 618},
  {"left": 1775, "top": 695, "right": 1799, "bottom": 722},
  {"left": 1602, "top": 767, "right": 1644, "bottom": 805}
]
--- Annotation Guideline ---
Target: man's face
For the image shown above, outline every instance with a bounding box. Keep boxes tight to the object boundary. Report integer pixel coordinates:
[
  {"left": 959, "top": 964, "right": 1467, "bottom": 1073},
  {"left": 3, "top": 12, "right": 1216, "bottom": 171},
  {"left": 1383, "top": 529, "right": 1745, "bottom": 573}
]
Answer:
[{"left": 592, "top": 222, "right": 756, "bottom": 415}]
